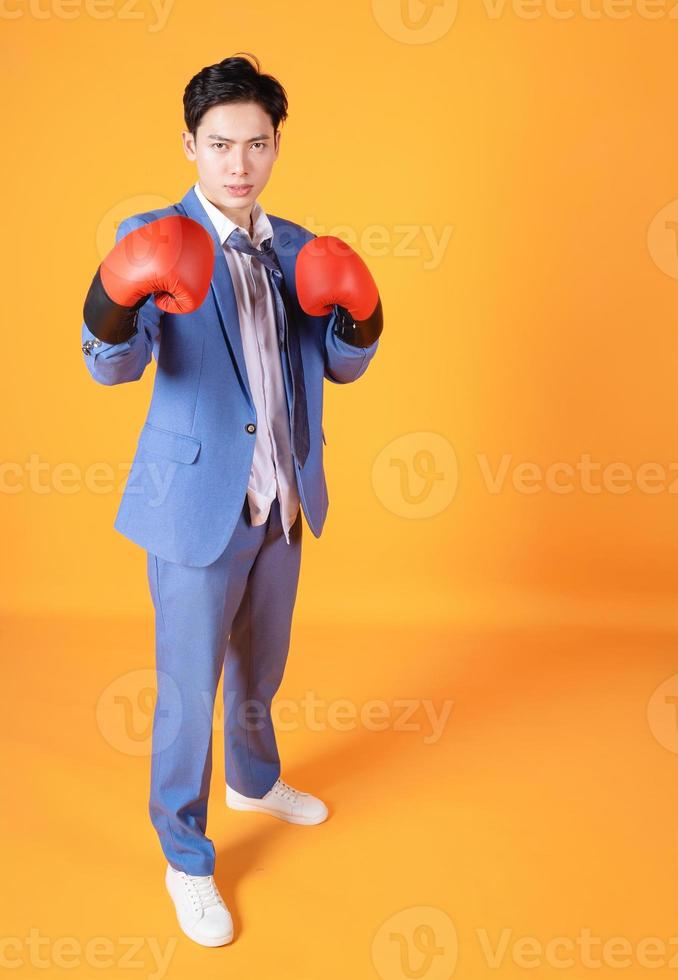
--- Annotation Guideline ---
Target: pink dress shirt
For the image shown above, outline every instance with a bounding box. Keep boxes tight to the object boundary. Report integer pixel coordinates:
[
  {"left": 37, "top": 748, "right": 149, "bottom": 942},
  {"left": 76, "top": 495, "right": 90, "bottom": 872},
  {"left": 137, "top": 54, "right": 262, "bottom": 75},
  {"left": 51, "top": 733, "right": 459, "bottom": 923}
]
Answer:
[{"left": 194, "top": 182, "right": 300, "bottom": 544}]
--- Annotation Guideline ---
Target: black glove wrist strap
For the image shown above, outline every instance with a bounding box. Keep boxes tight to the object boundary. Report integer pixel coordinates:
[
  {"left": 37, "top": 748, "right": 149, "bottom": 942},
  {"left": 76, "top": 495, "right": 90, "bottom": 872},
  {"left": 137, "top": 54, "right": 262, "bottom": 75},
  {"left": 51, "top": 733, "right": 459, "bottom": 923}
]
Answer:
[
  {"left": 332, "top": 298, "right": 383, "bottom": 349},
  {"left": 83, "top": 267, "right": 147, "bottom": 345}
]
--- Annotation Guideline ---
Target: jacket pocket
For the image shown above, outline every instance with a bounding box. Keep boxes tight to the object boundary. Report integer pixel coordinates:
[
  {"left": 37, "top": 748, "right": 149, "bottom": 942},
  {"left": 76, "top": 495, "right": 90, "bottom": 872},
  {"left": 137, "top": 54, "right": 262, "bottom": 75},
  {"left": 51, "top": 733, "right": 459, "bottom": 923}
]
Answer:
[{"left": 138, "top": 423, "right": 201, "bottom": 463}]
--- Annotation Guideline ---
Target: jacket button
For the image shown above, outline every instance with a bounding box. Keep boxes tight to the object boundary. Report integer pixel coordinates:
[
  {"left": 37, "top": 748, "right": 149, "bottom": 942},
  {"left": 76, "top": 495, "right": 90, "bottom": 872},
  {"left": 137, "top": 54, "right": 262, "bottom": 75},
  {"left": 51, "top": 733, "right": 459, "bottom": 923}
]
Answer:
[{"left": 246, "top": 423, "right": 256, "bottom": 434}]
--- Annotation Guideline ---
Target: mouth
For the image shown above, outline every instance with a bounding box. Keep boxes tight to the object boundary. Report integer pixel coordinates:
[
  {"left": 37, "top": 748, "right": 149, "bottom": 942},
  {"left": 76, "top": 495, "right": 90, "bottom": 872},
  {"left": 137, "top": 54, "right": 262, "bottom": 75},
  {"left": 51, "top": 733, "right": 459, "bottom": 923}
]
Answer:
[{"left": 225, "top": 184, "right": 253, "bottom": 196}]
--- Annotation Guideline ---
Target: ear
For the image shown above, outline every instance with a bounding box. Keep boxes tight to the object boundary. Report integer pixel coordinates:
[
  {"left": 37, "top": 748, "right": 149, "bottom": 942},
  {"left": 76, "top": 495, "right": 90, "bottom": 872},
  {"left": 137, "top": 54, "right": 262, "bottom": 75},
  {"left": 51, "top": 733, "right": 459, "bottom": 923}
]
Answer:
[
  {"left": 182, "top": 130, "right": 197, "bottom": 161},
  {"left": 274, "top": 130, "right": 281, "bottom": 159}
]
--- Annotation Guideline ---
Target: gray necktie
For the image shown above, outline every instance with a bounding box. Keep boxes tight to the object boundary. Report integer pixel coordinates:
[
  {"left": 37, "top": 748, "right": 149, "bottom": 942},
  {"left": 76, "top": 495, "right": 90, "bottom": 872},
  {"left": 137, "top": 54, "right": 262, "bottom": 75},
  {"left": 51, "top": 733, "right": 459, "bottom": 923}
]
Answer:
[{"left": 225, "top": 227, "right": 310, "bottom": 468}]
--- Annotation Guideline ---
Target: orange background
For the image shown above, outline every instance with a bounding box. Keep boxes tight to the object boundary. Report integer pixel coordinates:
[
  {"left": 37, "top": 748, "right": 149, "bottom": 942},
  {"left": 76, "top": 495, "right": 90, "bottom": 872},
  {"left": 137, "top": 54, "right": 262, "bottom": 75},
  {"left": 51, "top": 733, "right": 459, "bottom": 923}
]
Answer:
[{"left": 3, "top": 0, "right": 678, "bottom": 977}]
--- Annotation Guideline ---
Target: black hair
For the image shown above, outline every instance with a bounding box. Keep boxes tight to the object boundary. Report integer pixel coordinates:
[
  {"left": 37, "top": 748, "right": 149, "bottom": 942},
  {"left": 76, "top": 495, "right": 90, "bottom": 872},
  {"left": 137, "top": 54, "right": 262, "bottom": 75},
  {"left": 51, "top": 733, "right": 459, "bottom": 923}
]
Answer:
[{"left": 183, "top": 53, "right": 288, "bottom": 138}]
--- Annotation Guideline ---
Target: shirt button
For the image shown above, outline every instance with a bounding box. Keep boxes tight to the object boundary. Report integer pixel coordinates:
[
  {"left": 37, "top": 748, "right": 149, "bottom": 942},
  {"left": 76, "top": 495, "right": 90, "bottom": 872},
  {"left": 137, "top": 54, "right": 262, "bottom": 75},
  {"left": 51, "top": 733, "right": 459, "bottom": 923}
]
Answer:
[{"left": 246, "top": 423, "right": 256, "bottom": 434}]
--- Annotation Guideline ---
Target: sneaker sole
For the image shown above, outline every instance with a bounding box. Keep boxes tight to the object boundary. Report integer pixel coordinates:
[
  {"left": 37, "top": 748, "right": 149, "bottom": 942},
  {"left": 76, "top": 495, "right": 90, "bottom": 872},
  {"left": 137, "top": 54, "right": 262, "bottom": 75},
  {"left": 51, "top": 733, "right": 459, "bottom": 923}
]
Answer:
[
  {"left": 178, "top": 921, "right": 234, "bottom": 947},
  {"left": 226, "top": 796, "right": 328, "bottom": 825},
  {"left": 165, "top": 880, "right": 234, "bottom": 946}
]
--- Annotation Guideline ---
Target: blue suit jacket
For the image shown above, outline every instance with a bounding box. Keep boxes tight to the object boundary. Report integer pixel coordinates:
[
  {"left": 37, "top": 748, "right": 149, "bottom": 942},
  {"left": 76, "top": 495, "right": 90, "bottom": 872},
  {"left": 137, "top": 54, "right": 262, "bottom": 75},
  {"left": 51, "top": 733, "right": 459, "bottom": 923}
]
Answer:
[{"left": 81, "top": 186, "right": 380, "bottom": 567}]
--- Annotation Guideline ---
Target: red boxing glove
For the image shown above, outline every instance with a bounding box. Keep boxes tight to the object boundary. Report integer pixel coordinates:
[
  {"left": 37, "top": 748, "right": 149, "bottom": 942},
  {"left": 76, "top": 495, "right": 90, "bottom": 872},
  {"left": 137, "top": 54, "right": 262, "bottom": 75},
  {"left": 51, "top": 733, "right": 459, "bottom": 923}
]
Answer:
[
  {"left": 84, "top": 215, "right": 215, "bottom": 344},
  {"left": 295, "top": 235, "right": 383, "bottom": 348}
]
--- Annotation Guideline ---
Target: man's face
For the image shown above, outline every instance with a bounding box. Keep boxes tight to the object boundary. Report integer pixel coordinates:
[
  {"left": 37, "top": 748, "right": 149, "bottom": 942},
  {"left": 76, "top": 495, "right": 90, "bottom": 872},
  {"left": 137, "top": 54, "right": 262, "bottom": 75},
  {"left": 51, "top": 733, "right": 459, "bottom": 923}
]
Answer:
[{"left": 182, "top": 101, "right": 280, "bottom": 224}]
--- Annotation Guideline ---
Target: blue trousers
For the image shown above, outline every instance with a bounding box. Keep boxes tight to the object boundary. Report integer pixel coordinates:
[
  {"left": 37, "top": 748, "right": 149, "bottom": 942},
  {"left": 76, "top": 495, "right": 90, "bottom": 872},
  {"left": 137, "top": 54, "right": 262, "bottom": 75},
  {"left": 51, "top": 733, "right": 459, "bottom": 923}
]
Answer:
[{"left": 146, "top": 493, "right": 303, "bottom": 875}]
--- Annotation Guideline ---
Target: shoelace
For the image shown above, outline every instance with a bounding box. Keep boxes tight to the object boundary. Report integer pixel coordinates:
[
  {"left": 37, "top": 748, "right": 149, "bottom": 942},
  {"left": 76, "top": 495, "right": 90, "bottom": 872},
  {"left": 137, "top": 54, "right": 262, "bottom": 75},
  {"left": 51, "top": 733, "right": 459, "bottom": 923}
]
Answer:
[
  {"left": 179, "top": 872, "right": 222, "bottom": 912},
  {"left": 272, "top": 778, "right": 301, "bottom": 803}
]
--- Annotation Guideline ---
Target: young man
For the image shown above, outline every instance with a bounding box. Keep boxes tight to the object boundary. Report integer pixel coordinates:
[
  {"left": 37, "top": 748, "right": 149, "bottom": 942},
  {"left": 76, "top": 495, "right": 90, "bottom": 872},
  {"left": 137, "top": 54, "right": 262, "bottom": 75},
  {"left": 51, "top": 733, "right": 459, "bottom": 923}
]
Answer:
[{"left": 80, "top": 54, "right": 382, "bottom": 947}]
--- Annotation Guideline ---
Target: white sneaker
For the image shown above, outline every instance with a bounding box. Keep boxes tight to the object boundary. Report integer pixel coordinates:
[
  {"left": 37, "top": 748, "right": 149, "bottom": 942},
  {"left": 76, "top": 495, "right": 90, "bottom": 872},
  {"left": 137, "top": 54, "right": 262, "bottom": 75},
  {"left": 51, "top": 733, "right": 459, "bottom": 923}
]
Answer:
[
  {"left": 165, "top": 864, "right": 234, "bottom": 947},
  {"left": 226, "top": 777, "right": 328, "bottom": 825}
]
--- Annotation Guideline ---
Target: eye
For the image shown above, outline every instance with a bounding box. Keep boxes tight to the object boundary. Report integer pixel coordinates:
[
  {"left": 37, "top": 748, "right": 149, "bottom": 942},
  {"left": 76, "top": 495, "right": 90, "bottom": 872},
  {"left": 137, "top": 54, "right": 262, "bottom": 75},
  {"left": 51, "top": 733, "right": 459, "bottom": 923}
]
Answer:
[
  {"left": 212, "top": 142, "right": 226, "bottom": 150},
  {"left": 252, "top": 142, "right": 265, "bottom": 150}
]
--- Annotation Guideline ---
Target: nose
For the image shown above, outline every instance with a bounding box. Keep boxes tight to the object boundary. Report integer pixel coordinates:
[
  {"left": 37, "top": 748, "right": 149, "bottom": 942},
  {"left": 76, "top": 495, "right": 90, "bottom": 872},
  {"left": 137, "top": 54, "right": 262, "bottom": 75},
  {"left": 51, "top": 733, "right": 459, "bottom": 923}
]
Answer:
[{"left": 230, "top": 147, "right": 247, "bottom": 176}]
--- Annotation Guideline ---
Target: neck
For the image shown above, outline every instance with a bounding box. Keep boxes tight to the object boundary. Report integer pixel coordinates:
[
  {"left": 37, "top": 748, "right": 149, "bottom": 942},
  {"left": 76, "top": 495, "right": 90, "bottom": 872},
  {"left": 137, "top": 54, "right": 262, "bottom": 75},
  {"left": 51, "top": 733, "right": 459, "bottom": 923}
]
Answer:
[
  {"left": 198, "top": 183, "right": 254, "bottom": 235},
  {"left": 229, "top": 209, "right": 254, "bottom": 236}
]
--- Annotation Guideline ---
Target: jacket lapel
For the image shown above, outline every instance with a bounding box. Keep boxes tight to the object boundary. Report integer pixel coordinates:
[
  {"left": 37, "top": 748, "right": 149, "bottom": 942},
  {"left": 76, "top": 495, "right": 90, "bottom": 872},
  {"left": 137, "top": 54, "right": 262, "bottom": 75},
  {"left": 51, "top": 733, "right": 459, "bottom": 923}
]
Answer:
[
  {"left": 177, "top": 186, "right": 254, "bottom": 409},
  {"left": 269, "top": 218, "right": 305, "bottom": 310},
  {"left": 176, "top": 187, "right": 309, "bottom": 412}
]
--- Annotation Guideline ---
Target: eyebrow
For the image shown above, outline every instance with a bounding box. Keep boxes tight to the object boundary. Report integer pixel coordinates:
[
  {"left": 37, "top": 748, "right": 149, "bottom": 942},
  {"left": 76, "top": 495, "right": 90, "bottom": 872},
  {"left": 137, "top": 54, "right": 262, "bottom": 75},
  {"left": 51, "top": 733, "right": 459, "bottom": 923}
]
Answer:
[{"left": 206, "top": 134, "right": 271, "bottom": 142}]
